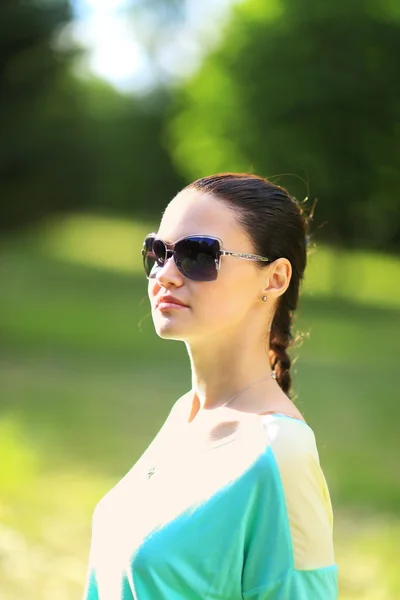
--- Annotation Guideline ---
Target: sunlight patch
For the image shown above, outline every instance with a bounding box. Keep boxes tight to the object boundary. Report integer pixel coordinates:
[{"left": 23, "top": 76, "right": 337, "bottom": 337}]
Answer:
[{"left": 38, "top": 214, "right": 153, "bottom": 274}]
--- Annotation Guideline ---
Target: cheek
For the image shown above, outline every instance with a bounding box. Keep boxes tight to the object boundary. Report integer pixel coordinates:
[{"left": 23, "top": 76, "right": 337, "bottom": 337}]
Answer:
[
  {"left": 147, "top": 280, "right": 158, "bottom": 303},
  {"left": 196, "top": 281, "right": 248, "bottom": 327}
]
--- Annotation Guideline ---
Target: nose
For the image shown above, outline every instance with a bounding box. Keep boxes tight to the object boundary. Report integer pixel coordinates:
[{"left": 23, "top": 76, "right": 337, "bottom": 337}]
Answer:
[{"left": 155, "top": 253, "right": 184, "bottom": 288}]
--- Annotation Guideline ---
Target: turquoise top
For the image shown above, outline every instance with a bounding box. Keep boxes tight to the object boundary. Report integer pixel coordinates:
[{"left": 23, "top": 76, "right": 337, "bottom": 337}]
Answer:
[{"left": 83, "top": 413, "right": 338, "bottom": 599}]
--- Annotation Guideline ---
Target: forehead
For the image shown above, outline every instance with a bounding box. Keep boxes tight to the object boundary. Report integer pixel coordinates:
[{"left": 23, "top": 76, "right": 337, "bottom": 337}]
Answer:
[{"left": 158, "top": 189, "right": 245, "bottom": 245}]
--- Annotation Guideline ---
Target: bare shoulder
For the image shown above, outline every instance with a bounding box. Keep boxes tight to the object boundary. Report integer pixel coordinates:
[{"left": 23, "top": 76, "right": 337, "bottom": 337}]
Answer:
[
  {"left": 143, "top": 395, "right": 186, "bottom": 448},
  {"left": 258, "top": 401, "right": 307, "bottom": 423},
  {"left": 156, "top": 392, "right": 193, "bottom": 436},
  {"left": 247, "top": 389, "right": 308, "bottom": 424},
  {"left": 169, "top": 392, "right": 191, "bottom": 419}
]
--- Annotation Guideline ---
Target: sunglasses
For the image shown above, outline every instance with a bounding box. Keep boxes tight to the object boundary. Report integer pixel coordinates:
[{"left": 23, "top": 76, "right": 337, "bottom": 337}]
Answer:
[{"left": 142, "top": 233, "right": 272, "bottom": 282}]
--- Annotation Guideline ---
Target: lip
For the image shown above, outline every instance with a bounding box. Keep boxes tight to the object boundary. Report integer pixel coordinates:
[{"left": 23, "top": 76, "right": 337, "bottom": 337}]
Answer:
[{"left": 156, "top": 295, "right": 189, "bottom": 309}]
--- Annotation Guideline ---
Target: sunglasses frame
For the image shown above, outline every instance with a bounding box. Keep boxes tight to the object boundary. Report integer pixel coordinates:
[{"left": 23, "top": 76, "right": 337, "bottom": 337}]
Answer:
[{"left": 142, "top": 232, "right": 272, "bottom": 281}]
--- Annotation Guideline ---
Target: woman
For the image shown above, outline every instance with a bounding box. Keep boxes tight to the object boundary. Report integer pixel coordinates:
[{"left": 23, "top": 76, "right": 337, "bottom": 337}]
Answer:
[{"left": 83, "top": 173, "right": 338, "bottom": 599}]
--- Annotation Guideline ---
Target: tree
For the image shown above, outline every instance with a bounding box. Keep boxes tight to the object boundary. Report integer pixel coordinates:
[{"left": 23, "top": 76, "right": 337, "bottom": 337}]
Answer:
[
  {"left": 168, "top": 0, "right": 400, "bottom": 251},
  {"left": 0, "top": 0, "right": 185, "bottom": 231},
  {"left": 0, "top": 0, "right": 90, "bottom": 230}
]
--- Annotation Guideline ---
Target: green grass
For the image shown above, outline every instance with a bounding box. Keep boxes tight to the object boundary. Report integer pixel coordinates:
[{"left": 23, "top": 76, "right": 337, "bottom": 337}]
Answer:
[{"left": 0, "top": 214, "right": 399, "bottom": 599}]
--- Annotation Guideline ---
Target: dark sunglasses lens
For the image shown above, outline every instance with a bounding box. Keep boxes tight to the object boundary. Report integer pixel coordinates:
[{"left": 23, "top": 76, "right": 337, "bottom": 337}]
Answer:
[
  {"left": 175, "top": 237, "right": 220, "bottom": 281},
  {"left": 142, "top": 237, "right": 167, "bottom": 278},
  {"left": 142, "top": 236, "right": 157, "bottom": 277},
  {"left": 152, "top": 239, "right": 167, "bottom": 267}
]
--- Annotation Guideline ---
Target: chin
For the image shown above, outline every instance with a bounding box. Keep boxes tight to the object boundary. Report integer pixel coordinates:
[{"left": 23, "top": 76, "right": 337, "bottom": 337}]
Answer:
[
  {"left": 155, "top": 327, "right": 188, "bottom": 341},
  {"left": 153, "top": 316, "right": 189, "bottom": 341}
]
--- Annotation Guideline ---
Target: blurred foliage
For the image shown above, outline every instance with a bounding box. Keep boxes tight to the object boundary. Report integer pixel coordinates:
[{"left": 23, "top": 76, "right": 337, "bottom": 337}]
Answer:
[
  {"left": 70, "top": 82, "right": 185, "bottom": 216},
  {"left": 0, "top": 0, "right": 183, "bottom": 231},
  {"left": 1, "top": 0, "right": 400, "bottom": 252},
  {"left": 168, "top": 0, "right": 400, "bottom": 251},
  {"left": 0, "top": 0, "right": 87, "bottom": 228}
]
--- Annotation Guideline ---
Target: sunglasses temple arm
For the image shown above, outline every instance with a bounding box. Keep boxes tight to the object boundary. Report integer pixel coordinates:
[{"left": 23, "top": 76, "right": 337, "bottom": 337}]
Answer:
[{"left": 220, "top": 251, "right": 271, "bottom": 262}]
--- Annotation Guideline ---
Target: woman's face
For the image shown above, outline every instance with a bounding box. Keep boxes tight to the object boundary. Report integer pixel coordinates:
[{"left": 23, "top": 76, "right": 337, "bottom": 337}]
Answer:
[{"left": 147, "top": 188, "right": 273, "bottom": 343}]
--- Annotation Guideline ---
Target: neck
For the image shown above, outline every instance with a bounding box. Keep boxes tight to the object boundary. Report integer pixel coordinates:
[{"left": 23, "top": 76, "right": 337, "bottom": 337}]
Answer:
[{"left": 185, "top": 325, "right": 275, "bottom": 414}]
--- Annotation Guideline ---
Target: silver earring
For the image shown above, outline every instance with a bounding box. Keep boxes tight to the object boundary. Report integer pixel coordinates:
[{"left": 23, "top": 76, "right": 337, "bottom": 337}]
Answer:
[{"left": 262, "top": 295, "right": 267, "bottom": 302}]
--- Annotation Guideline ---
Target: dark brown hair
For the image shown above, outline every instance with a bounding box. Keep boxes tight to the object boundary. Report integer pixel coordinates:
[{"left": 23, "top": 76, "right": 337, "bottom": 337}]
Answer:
[{"left": 186, "top": 173, "right": 309, "bottom": 398}]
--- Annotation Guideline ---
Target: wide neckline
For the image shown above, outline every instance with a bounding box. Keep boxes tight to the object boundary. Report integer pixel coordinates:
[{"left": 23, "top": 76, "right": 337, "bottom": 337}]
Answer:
[
  {"left": 192, "top": 411, "right": 314, "bottom": 452},
  {"left": 173, "top": 394, "right": 313, "bottom": 453},
  {"left": 145, "top": 412, "right": 315, "bottom": 475}
]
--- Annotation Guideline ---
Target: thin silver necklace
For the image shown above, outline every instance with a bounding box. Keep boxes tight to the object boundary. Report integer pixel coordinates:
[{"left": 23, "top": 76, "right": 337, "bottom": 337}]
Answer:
[{"left": 147, "top": 370, "right": 277, "bottom": 479}]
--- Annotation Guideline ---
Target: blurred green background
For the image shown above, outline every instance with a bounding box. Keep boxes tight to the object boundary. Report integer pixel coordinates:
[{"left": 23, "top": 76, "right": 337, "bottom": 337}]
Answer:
[{"left": 0, "top": 1, "right": 399, "bottom": 599}]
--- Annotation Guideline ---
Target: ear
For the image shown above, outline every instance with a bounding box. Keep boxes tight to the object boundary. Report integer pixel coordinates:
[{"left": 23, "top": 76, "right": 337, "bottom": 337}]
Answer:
[{"left": 262, "top": 259, "right": 292, "bottom": 298}]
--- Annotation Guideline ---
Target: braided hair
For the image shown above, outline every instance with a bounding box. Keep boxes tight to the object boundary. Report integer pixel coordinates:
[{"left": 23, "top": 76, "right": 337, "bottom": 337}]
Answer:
[{"left": 187, "top": 173, "right": 309, "bottom": 398}]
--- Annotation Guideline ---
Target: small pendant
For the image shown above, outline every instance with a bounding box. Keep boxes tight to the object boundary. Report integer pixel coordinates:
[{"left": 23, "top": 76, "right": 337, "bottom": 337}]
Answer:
[{"left": 148, "top": 466, "right": 155, "bottom": 479}]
